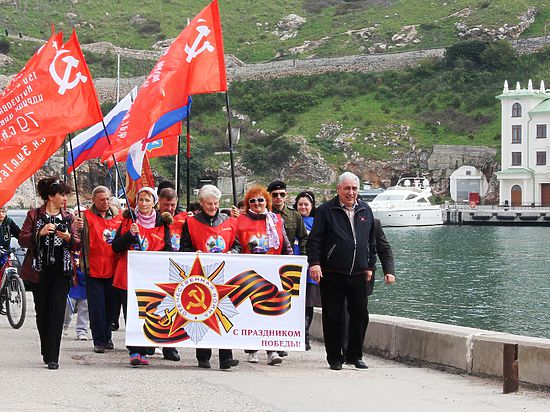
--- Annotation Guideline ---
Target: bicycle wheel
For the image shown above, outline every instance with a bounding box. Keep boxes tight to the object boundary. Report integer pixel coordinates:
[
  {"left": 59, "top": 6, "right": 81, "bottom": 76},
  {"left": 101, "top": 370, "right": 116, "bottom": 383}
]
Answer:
[{"left": 6, "top": 274, "right": 26, "bottom": 329}]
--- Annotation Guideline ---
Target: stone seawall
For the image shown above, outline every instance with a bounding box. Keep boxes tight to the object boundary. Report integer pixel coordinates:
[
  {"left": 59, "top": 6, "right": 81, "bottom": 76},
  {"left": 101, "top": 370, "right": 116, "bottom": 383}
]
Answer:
[{"left": 310, "top": 310, "right": 550, "bottom": 388}]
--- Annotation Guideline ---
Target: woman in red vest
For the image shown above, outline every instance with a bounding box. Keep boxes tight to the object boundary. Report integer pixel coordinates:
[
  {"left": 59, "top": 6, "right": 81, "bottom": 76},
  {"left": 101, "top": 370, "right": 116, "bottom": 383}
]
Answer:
[
  {"left": 112, "top": 187, "right": 172, "bottom": 366},
  {"left": 180, "top": 184, "right": 240, "bottom": 370},
  {"left": 235, "top": 184, "right": 292, "bottom": 366}
]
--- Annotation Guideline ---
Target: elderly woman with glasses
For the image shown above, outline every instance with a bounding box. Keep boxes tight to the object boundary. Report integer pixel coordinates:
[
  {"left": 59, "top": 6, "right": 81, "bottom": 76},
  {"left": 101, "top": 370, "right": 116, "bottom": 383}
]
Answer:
[
  {"left": 180, "top": 184, "right": 241, "bottom": 370},
  {"left": 235, "top": 184, "right": 292, "bottom": 366},
  {"left": 112, "top": 187, "right": 173, "bottom": 366},
  {"left": 18, "top": 177, "right": 81, "bottom": 370}
]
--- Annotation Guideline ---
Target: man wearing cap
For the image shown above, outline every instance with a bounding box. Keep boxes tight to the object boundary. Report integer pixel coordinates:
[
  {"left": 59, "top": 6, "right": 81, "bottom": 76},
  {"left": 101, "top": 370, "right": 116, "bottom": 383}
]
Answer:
[
  {"left": 267, "top": 180, "right": 308, "bottom": 358},
  {"left": 267, "top": 180, "right": 308, "bottom": 254}
]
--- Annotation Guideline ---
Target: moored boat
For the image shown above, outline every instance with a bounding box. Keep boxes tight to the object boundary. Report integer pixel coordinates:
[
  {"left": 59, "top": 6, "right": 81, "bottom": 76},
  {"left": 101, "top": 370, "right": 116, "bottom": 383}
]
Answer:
[{"left": 369, "top": 177, "right": 443, "bottom": 227}]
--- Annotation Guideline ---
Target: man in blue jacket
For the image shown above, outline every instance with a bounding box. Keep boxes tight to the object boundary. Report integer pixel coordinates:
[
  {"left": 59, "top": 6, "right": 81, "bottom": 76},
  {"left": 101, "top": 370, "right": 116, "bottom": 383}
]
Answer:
[{"left": 307, "top": 172, "right": 376, "bottom": 370}]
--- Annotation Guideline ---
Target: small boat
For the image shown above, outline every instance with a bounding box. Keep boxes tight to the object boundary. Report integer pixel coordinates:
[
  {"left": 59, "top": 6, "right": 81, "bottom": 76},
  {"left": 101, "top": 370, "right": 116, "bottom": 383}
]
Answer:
[{"left": 368, "top": 177, "right": 443, "bottom": 227}]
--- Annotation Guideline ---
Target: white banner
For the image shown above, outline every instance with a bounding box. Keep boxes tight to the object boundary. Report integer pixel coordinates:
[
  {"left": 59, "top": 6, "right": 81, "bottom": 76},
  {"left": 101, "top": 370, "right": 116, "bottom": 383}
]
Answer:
[{"left": 126, "top": 251, "right": 307, "bottom": 351}]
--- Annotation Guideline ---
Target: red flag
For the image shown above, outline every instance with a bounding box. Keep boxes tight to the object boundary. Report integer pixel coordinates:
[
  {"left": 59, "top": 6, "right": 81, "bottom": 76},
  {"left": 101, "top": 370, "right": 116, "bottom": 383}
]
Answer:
[
  {"left": 0, "top": 135, "right": 66, "bottom": 206},
  {"left": 124, "top": 154, "right": 155, "bottom": 209},
  {"left": 103, "top": 0, "right": 226, "bottom": 159},
  {"left": 0, "top": 30, "right": 102, "bottom": 147}
]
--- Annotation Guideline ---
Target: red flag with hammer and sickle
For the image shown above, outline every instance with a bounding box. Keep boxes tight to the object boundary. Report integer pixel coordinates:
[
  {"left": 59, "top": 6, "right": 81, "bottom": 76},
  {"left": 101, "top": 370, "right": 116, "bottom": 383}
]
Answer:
[
  {"left": 0, "top": 30, "right": 102, "bottom": 206},
  {"left": 102, "top": 0, "right": 227, "bottom": 159},
  {"left": 0, "top": 29, "right": 102, "bottom": 147}
]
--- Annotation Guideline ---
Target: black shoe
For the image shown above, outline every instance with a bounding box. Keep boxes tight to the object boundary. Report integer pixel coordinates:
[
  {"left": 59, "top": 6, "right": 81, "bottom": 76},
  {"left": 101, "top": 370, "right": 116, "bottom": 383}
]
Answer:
[
  {"left": 111, "top": 323, "right": 119, "bottom": 331},
  {"left": 198, "top": 360, "right": 211, "bottom": 369},
  {"left": 305, "top": 343, "right": 311, "bottom": 351},
  {"left": 329, "top": 362, "right": 342, "bottom": 371},
  {"left": 94, "top": 345, "right": 106, "bottom": 354},
  {"left": 163, "top": 349, "right": 180, "bottom": 362},
  {"left": 104, "top": 340, "right": 114, "bottom": 350},
  {"left": 47, "top": 362, "right": 59, "bottom": 370},
  {"left": 220, "top": 359, "right": 239, "bottom": 370},
  {"left": 278, "top": 351, "right": 288, "bottom": 357},
  {"left": 353, "top": 359, "right": 368, "bottom": 369}
]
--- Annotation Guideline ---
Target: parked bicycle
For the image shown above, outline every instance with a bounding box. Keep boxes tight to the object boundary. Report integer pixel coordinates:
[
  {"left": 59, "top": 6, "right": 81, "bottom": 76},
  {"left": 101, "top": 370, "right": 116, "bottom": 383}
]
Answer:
[{"left": 0, "top": 247, "right": 26, "bottom": 329}]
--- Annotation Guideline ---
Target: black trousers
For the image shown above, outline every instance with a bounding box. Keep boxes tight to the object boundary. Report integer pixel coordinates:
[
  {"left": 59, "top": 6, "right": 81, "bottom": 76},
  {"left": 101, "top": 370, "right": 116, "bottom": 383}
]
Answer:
[
  {"left": 87, "top": 275, "right": 114, "bottom": 347},
  {"left": 34, "top": 267, "right": 71, "bottom": 363},
  {"left": 341, "top": 298, "right": 369, "bottom": 357},
  {"left": 319, "top": 271, "right": 368, "bottom": 365},
  {"left": 196, "top": 348, "right": 233, "bottom": 362}
]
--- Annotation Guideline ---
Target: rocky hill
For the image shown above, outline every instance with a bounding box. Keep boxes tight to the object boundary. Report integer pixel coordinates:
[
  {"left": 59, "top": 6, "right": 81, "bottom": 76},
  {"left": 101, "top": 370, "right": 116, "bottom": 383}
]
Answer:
[{"left": 2, "top": 1, "right": 550, "bottom": 206}]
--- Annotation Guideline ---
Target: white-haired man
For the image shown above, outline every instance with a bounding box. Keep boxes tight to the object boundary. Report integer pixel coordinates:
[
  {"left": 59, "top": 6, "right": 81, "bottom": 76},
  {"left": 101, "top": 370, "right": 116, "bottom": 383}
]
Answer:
[{"left": 307, "top": 172, "right": 376, "bottom": 371}]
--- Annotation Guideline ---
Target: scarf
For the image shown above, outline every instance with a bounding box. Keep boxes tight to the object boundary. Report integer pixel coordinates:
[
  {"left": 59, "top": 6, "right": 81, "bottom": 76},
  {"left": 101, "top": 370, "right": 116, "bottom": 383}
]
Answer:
[
  {"left": 135, "top": 209, "right": 157, "bottom": 229},
  {"left": 249, "top": 209, "right": 280, "bottom": 250}
]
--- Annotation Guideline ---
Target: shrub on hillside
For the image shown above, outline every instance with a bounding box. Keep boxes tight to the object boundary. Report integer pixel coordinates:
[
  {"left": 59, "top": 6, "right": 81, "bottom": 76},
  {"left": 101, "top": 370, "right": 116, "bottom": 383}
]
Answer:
[
  {"left": 445, "top": 40, "right": 488, "bottom": 67},
  {"left": 137, "top": 20, "right": 161, "bottom": 36},
  {"left": 479, "top": 40, "right": 516, "bottom": 69},
  {"left": 0, "top": 37, "right": 10, "bottom": 54}
]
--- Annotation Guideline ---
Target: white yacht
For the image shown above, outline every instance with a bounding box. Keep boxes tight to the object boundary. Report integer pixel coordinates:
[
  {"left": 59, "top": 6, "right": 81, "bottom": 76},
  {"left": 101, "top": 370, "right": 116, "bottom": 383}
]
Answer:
[{"left": 368, "top": 177, "right": 443, "bottom": 227}]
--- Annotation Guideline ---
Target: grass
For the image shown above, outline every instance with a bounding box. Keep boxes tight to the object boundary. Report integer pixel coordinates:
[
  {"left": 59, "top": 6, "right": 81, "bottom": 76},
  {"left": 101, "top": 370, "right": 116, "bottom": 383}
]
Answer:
[{"left": 0, "top": 1, "right": 548, "bottom": 63}]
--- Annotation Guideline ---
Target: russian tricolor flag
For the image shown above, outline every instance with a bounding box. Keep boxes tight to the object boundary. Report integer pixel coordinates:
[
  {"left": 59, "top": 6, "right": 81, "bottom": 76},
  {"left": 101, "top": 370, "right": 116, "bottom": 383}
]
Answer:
[
  {"left": 126, "top": 98, "right": 192, "bottom": 180},
  {"left": 67, "top": 87, "right": 138, "bottom": 173}
]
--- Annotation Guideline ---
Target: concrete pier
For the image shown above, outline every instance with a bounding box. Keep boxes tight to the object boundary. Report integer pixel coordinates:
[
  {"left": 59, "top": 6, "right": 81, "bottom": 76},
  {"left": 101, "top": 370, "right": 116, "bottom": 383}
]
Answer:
[
  {"left": 310, "top": 310, "right": 550, "bottom": 388},
  {"left": 444, "top": 205, "right": 550, "bottom": 225}
]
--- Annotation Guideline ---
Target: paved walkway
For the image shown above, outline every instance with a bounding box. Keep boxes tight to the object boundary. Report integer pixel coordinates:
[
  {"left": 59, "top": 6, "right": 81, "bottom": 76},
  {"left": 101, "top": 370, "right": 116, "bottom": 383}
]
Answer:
[{"left": 0, "top": 293, "right": 548, "bottom": 411}]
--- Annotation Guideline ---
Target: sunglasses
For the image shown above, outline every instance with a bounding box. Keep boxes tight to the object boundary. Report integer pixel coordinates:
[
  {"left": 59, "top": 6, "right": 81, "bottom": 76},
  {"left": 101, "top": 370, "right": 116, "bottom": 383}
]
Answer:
[
  {"left": 271, "top": 192, "right": 286, "bottom": 198},
  {"left": 249, "top": 198, "right": 266, "bottom": 204}
]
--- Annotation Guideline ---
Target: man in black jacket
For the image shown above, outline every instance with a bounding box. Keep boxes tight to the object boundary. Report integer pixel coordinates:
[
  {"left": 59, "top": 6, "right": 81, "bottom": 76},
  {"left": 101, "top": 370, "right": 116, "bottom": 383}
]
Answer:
[{"left": 307, "top": 172, "right": 376, "bottom": 370}]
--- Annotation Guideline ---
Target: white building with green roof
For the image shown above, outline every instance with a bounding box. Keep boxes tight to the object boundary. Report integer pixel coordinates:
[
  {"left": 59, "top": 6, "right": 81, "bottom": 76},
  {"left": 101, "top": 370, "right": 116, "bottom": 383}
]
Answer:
[{"left": 496, "top": 80, "right": 550, "bottom": 206}]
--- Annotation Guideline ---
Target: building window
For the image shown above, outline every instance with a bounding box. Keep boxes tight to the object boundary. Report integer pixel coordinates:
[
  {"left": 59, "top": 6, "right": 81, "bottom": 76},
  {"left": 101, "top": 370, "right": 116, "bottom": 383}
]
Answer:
[
  {"left": 512, "top": 125, "right": 522, "bottom": 143},
  {"left": 512, "top": 152, "right": 522, "bottom": 166},
  {"left": 536, "top": 151, "right": 547, "bottom": 166},
  {"left": 536, "top": 124, "right": 547, "bottom": 139},
  {"left": 512, "top": 103, "right": 522, "bottom": 117}
]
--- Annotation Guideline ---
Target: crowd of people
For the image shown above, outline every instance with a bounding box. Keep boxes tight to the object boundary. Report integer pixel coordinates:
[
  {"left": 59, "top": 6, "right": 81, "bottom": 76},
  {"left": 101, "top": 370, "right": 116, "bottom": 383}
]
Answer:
[{"left": 1, "top": 172, "right": 395, "bottom": 371}]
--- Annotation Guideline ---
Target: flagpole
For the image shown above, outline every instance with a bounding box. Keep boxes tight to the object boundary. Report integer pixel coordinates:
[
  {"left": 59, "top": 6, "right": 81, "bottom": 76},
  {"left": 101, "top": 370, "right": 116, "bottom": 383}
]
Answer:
[
  {"left": 67, "top": 134, "right": 82, "bottom": 215},
  {"left": 185, "top": 115, "right": 191, "bottom": 210},
  {"left": 224, "top": 92, "right": 238, "bottom": 205},
  {"left": 100, "top": 120, "right": 136, "bottom": 222},
  {"left": 63, "top": 136, "right": 67, "bottom": 183},
  {"left": 67, "top": 132, "right": 90, "bottom": 277},
  {"left": 174, "top": 148, "right": 179, "bottom": 200},
  {"left": 114, "top": 53, "right": 121, "bottom": 199}
]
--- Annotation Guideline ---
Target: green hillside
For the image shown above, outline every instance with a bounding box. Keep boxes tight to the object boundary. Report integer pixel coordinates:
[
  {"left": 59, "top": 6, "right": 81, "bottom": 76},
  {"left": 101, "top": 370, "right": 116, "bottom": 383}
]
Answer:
[
  {"left": 2, "top": 1, "right": 550, "bottom": 187},
  {"left": 0, "top": 0, "right": 548, "bottom": 62}
]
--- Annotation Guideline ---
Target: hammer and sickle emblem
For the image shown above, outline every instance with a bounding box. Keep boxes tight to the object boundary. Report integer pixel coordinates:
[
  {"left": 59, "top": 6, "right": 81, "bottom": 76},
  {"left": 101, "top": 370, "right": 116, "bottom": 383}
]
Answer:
[
  {"left": 49, "top": 49, "right": 88, "bottom": 95},
  {"left": 186, "top": 288, "right": 207, "bottom": 310},
  {"left": 184, "top": 23, "right": 215, "bottom": 63}
]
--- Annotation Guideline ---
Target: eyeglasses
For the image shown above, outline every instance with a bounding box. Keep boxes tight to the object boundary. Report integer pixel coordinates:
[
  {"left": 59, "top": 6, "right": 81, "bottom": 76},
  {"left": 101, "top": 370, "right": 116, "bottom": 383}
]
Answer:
[
  {"left": 248, "top": 198, "right": 266, "bottom": 204},
  {"left": 271, "top": 192, "right": 286, "bottom": 198},
  {"left": 50, "top": 180, "right": 61, "bottom": 188}
]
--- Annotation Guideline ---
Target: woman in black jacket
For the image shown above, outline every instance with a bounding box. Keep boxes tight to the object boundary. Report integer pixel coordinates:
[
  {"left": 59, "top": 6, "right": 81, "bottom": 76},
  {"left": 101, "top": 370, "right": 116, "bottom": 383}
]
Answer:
[{"left": 18, "top": 177, "right": 80, "bottom": 370}]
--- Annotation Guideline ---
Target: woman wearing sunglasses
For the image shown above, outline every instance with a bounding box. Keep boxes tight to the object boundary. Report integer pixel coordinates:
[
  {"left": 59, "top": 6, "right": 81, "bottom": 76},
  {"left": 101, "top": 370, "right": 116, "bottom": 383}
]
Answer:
[{"left": 235, "top": 184, "right": 292, "bottom": 366}]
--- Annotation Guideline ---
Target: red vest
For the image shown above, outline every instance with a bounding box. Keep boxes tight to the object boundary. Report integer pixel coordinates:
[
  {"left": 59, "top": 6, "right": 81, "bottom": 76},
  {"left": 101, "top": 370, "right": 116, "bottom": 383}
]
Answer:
[
  {"left": 84, "top": 210, "right": 122, "bottom": 278},
  {"left": 113, "top": 218, "right": 166, "bottom": 290},
  {"left": 168, "top": 212, "right": 187, "bottom": 251},
  {"left": 187, "top": 216, "right": 237, "bottom": 253},
  {"left": 236, "top": 214, "right": 284, "bottom": 255}
]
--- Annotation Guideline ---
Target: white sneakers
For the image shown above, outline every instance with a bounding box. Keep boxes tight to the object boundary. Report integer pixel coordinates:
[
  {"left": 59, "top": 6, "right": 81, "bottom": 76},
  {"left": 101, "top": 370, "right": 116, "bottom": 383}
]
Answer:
[
  {"left": 77, "top": 335, "right": 88, "bottom": 341},
  {"left": 247, "top": 352, "right": 259, "bottom": 363},
  {"left": 267, "top": 352, "right": 282, "bottom": 365}
]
